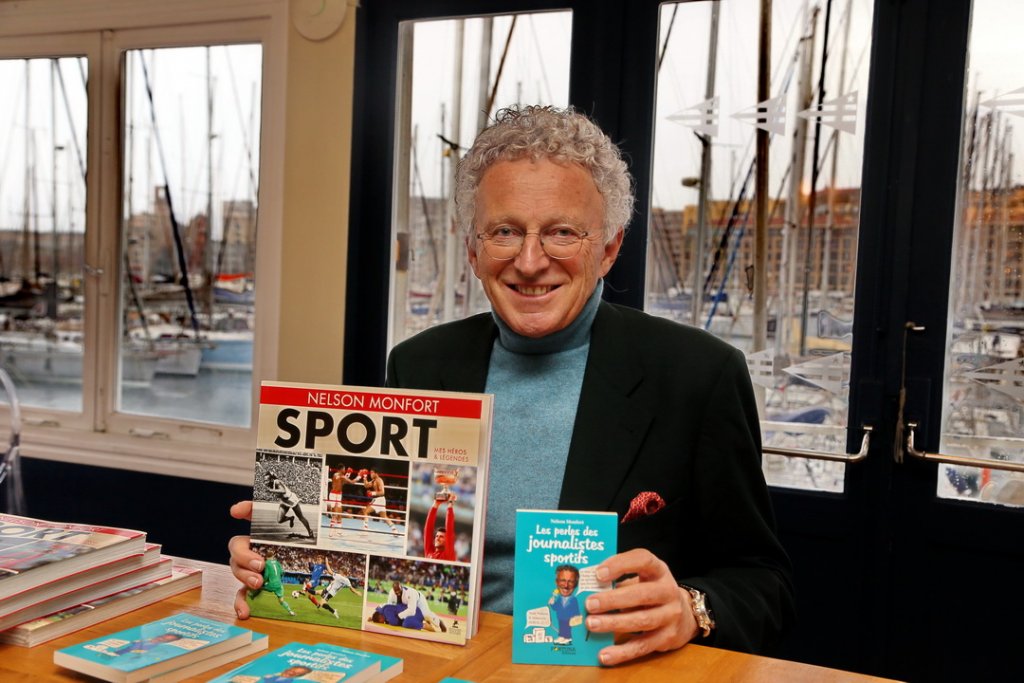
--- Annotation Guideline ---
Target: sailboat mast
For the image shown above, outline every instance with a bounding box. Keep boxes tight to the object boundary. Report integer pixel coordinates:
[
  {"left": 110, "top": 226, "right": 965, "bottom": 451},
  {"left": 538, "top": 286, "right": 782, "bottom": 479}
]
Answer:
[
  {"left": 821, "top": 0, "right": 855, "bottom": 312},
  {"left": 753, "top": 0, "right": 771, "bottom": 358},
  {"left": 206, "top": 46, "right": 215, "bottom": 317},
  {"left": 21, "top": 60, "right": 32, "bottom": 286},
  {"left": 442, "top": 20, "right": 465, "bottom": 324},
  {"left": 799, "top": 0, "right": 834, "bottom": 356},
  {"left": 690, "top": 1, "right": 721, "bottom": 327},
  {"left": 779, "top": 3, "right": 817, "bottom": 357}
]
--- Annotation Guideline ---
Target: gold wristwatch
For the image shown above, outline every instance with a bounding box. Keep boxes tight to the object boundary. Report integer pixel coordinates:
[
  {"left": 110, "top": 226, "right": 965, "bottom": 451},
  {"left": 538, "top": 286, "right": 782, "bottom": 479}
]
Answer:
[{"left": 681, "top": 585, "right": 715, "bottom": 638}]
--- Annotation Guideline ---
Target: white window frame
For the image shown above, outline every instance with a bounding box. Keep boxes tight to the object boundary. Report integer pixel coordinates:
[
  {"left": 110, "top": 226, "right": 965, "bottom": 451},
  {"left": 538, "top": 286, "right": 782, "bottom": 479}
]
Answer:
[{"left": 0, "top": 0, "right": 287, "bottom": 484}]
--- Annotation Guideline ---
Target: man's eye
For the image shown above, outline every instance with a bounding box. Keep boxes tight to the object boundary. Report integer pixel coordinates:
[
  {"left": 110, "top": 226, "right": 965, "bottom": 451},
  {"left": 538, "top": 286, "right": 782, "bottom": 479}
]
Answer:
[
  {"left": 548, "top": 226, "right": 580, "bottom": 239},
  {"left": 491, "top": 227, "right": 517, "bottom": 238}
]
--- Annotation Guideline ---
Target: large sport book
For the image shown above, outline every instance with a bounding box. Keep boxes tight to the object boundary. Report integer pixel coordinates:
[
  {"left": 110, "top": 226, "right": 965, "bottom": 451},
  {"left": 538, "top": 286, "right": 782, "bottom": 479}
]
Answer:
[
  {"left": 207, "top": 641, "right": 381, "bottom": 683},
  {"left": 512, "top": 509, "right": 618, "bottom": 666},
  {"left": 0, "top": 565, "right": 202, "bottom": 647},
  {"left": 0, "top": 545, "right": 170, "bottom": 633},
  {"left": 53, "top": 612, "right": 253, "bottom": 683},
  {"left": 0, "top": 514, "right": 146, "bottom": 605},
  {"left": 246, "top": 381, "right": 492, "bottom": 646}
]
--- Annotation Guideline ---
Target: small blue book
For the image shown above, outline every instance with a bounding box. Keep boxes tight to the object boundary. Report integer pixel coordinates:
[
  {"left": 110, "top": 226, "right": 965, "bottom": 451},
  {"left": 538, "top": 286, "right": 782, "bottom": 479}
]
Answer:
[
  {"left": 207, "top": 641, "right": 381, "bottom": 683},
  {"left": 53, "top": 612, "right": 253, "bottom": 683},
  {"left": 512, "top": 509, "right": 618, "bottom": 666},
  {"left": 314, "top": 643, "right": 404, "bottom": 681}
]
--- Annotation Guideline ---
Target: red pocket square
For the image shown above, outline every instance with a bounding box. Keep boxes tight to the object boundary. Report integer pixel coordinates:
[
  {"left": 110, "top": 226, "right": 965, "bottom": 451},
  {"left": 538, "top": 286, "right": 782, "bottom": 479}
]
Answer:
[{"left": 622, "top": 491, "right": 666, "bottom": 523}]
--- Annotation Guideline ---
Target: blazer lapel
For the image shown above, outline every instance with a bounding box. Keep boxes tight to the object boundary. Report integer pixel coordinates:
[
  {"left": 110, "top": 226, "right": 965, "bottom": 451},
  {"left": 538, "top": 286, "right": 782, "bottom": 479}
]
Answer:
[
  {"left": 437, "top": 313, "right": 495, "bottom": 393},
  {"left": 559, "top": 302, "right": 652, "bottom": 512}
]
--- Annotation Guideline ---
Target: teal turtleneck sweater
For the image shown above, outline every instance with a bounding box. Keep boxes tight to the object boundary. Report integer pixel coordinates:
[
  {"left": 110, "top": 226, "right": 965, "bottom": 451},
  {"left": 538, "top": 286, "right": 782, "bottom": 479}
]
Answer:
[{"left": 480, "top": 280, "right": 603, "bottom": 614}]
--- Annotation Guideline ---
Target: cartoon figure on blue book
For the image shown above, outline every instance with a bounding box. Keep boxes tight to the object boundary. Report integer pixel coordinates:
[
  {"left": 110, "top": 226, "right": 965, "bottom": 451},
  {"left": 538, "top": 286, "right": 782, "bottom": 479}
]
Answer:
[
  {"left": 106, "top": 632, "right": 182, "bottom": 657},
  {"left": 548, "top": 565, "right": 582, "bottom": 644}
]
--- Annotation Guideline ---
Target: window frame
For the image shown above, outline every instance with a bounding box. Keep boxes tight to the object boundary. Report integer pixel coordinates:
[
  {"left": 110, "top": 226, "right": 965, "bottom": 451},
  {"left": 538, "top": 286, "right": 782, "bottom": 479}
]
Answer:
[{"left": 0, "top": 0, "right": 287, "bottom": 484}]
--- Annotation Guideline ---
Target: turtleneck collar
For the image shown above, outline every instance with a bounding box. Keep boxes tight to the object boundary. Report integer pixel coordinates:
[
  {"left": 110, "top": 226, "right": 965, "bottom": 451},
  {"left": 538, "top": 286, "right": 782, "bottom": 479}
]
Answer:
[{"left": 492, "top": 279, "right": 604, "bottom": 355}]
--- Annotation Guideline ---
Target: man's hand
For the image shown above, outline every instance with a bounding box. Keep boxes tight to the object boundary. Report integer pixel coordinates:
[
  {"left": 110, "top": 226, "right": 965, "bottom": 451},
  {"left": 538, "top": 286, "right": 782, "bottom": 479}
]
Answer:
[
  {"left": 584, "top": 548, "right": 699, "bottom": 666},
  {"left": 228, "top": 501, "right": 264, "bottom": 619}
]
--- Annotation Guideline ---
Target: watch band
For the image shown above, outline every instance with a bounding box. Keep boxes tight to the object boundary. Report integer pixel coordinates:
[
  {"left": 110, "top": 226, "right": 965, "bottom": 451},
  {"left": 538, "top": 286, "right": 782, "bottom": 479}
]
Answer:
[{"left": 681, "top": 585, "right": 715, "bottom": 638}]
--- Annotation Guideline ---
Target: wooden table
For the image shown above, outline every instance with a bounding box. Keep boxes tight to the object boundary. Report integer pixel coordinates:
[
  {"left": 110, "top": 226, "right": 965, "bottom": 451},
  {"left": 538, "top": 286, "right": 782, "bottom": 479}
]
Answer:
[{"left": 0, "top": 558, "right": 899, "bottom": 682}]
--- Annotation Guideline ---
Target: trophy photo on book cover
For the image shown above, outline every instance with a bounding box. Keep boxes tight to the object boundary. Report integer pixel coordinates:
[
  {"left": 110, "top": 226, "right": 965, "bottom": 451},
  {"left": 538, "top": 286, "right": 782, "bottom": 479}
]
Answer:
[{"left": 433, "top": 467, "right": 459, "bottom": 501}]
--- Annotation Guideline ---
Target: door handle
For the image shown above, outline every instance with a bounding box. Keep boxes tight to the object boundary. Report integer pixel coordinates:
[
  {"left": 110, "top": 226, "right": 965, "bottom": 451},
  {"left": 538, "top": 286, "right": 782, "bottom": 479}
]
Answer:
[
  {"left": 903, "top": 422, "right": 1024, "bottom": 474},
  {"left": 763, "top": 425, "right": 872, "bottom": 463}
]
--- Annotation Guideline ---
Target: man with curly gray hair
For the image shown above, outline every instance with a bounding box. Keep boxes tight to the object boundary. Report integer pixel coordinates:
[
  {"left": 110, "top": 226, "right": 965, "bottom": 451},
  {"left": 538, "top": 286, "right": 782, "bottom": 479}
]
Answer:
[
  {"left": 231, "top": 104, "right": 793, "bottom": 665},
  {"left": 453, "top": 105, "right": 634, "bottom": 242}
]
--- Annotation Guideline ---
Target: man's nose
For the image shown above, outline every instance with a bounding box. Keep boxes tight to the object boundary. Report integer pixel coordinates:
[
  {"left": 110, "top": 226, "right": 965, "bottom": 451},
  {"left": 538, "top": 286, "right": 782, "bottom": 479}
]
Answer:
[{"left": 514, "top": 233, "right": 550, "bottom": 270}]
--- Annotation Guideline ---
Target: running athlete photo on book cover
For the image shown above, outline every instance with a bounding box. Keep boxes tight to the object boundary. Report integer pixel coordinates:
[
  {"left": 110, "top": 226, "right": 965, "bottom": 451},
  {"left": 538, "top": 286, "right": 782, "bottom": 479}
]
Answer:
[{"left": 246, "top": 381, "right": 492, "bottom": 645}]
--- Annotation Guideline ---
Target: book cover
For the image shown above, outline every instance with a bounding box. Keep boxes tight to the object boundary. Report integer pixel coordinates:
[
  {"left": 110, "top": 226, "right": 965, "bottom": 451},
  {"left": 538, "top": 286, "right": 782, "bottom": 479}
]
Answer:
[
  {"left": 512, "top": 509, "right": 618, "bottom": 666},
  {"left": 246, "top": 381, "right": 492, "bottom": 645},
  {"left": 0, "top": 544, "right": 170, "bottom": 633},
  {"left": 313, "top": 642, "right": 403, "bottom": 681},
  {"left": 53, "top": 612, "right": 252, "bottom": 683},
  {"left": 149, "top": 632, "right": 269, "bottom": 682},
  {"left": 1, "top": 565, "right": 202, "bottom": 647},
  {"left": 0, "top": 514, "right": 147, "bottom": 604},
  {"left": 207, "top": 641, "right": 381, "bottom": 683}
]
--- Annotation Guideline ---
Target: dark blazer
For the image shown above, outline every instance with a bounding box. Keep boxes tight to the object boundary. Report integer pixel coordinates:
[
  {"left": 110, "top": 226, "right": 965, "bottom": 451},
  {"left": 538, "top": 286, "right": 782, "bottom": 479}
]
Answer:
[{"left": 386, "top": 300, "right": 795, "bottom": 653}]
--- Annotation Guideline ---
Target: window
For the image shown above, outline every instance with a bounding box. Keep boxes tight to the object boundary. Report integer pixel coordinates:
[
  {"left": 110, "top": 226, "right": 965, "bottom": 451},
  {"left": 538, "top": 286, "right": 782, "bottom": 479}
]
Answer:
[
  {"left": 939, "top": 0, "right": 1024, "bottom": 507},
  {"left": 0, "top": 0, "right": 286, "bottom": 481},
  {"left": 646, "top": 0, "right": 873, "bottom": 492},
  {"left": 388, "top": 11, "right": 572, "bottom": 348}
]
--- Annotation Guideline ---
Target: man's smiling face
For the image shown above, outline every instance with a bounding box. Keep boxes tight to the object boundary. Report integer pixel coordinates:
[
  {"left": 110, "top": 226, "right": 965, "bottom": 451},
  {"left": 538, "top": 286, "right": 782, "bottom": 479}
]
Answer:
[{"left": 467, "top": 157, "right": 622, "bottom": 338}]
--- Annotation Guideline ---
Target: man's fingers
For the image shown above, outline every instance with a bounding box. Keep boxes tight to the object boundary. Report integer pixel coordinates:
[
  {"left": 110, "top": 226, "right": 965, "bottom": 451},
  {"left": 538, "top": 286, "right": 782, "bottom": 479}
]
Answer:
[
  {"left": 228, "top": 534, "right": 264, "bottom": 590},
  {"left": 585, "top": 576, "right": 679, "bottom": 616},
  {"left": 597, "top": 630, "right": 670, "bottom": 666},
  {"left": 586, "top": 600, "right": 680, "bottom": 635},
  {"left": 229, "top": 500, "right": 254, "bottom": 521},
  {"left": 234, "top": 587, "right": 251, "bottom": 620},
  {"left": 595, "top": 548, "right": 670, "bottom": 584}
]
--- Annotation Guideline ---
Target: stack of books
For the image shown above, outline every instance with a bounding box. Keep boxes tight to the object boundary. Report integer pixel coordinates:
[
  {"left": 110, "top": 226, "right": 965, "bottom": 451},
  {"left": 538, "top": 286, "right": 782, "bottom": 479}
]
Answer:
[
  {"left": 54, "top": 612, "right": 269, "bottom": 683},
  {"left": 208, "top": 640, "right": 403, "bottom": 683},
  {"left": 0, "top": 513, "right": 202, "bottom": 646}
]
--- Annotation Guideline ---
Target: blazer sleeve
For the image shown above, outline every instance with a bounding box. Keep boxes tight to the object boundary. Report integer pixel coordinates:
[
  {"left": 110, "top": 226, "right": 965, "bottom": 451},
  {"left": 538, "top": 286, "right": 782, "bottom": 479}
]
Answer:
[{"left": 677, "top": 347, "right": 795, "bottom": 652}]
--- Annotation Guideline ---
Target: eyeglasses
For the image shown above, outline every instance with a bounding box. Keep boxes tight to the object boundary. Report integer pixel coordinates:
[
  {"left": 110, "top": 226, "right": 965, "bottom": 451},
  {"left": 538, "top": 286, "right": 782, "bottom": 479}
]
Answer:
[{"left": 476, "top": 225, "right": 592, "bottom": 261}]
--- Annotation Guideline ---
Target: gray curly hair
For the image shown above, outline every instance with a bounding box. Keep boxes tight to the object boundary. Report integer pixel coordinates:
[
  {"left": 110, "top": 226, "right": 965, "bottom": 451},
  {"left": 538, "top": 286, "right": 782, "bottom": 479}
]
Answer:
[{"left": 453, "top": 105, "right": 634, "bottom": 244}]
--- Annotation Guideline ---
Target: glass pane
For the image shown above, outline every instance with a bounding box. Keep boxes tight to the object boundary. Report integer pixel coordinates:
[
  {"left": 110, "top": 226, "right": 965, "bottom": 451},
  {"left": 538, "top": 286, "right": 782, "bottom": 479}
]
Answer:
[
  {"left": 390, "top": 11, "right": 572, "bottom": 347},
  {"left": 120, "top": 45, "right": 261, "bottom": 427},
  {"left": 940, "top": 1, "right": 1024, "bottom": 508},
  {"left": 647, "top": 0, "right": 873, "bottom": 492},
  {"left": 0, "top": 56, "right": 88, "bottom": 412}
]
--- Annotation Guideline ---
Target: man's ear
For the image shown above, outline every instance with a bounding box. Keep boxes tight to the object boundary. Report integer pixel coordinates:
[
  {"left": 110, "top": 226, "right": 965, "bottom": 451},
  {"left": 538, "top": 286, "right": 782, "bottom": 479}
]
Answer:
[
  {"left": 467, "top": 235, "right": 482, "bottom": 278},
  {"left": 599, "top": 228, "right": 625, "bottom": 277}
]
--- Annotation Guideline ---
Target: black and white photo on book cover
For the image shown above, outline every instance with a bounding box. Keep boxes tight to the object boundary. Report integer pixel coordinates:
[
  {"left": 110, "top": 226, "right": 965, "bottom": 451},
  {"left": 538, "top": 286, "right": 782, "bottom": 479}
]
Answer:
[{"left": 246, "top": 382, "right": 492, "bottom": 646}]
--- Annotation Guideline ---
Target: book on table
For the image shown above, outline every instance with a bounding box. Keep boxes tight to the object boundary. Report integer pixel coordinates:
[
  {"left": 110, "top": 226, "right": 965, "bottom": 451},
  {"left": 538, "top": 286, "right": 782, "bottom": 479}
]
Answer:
[
  {"left": 207, "top": 641, "right": 382, "bottom": 683},
  {"left": 512, "top": 509, "right": 618, "bottom": 666},
  {"left": 148, "top": 632, "right": 269, "bottom": 683},
  {"left": 0, "top": 564, "right": 203, "bottom": 647},
  {"left": 312, "top": 643, "right": 404, "bottom": 682},
  {"left": 245, "top": 381, "right": 492, "bottom": 646},
  {"left": 0, "top": 514, "right": 147, "bottom": 610},
  {"left": 53, "top": 612, "right": 256, "bottom": 683},
  {"left": 0, "top": 543, "right": 171, "bottom": 633}
]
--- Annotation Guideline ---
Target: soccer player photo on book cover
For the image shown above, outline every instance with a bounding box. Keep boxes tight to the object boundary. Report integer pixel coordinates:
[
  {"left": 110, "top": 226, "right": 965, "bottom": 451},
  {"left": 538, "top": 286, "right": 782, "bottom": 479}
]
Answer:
[
  {"left": 512, "top": 510, "right": 618, "bottom": 666},
  {"left": 246, "top": 382, "right": 493, "bottom": 646}
]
